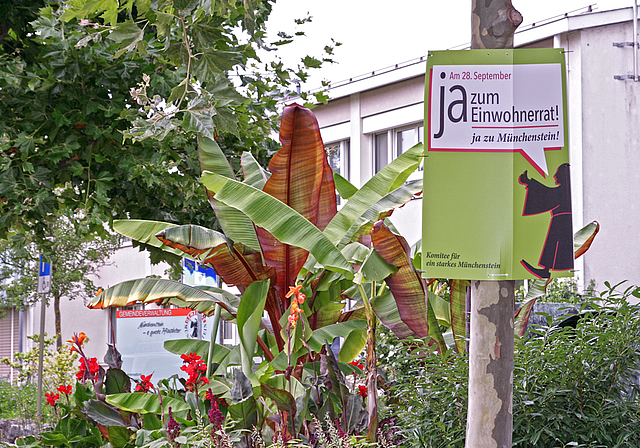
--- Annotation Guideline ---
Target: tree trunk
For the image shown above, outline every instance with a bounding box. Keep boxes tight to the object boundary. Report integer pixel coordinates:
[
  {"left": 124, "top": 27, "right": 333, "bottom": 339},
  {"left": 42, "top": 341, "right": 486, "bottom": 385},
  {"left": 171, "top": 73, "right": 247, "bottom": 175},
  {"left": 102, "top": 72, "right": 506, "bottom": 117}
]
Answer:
[
  {"left": 467, "top": 3, "right": 521, "bottom": 448},
  {"left": 471, "top": 0, "right": 523, "bottom": 50},
  {"left": 467, "top": 281, "right": 514, "bottom": 448}
]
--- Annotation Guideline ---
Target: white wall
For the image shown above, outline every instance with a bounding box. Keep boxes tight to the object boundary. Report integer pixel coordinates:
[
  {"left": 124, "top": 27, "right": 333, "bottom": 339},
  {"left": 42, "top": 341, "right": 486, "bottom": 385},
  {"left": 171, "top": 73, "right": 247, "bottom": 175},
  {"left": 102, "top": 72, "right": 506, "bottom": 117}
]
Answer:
[
  {"left": 571, "top": 21, "right": 640, "bottom": 290},
  {"left": 24, "top": 244, "right": 170, "bottom": 363}
]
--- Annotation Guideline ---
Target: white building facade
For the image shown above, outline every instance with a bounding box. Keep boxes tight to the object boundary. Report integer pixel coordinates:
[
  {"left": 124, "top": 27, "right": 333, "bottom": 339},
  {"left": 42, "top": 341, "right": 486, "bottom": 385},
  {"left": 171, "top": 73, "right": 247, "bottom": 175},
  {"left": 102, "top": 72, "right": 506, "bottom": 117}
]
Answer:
[{"left": 312, "top": 6, "right": 640, "bottom": 292}]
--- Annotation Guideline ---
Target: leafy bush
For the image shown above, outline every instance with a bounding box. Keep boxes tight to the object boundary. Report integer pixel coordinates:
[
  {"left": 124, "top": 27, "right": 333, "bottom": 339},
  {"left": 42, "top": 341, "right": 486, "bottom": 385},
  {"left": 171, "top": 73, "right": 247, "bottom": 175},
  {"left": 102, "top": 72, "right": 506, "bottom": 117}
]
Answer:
[
  {"left": 0, "top": 334, "right": 77, "bottom": 424},
  {"left": 386, "top": 283, "right": 640, "bottom": 448},
  {"left": 0, "top": 380, "right": 41, "bottom": 421},
  {"left": 513, "top": 282, "right": 640, "bottom": 447}
]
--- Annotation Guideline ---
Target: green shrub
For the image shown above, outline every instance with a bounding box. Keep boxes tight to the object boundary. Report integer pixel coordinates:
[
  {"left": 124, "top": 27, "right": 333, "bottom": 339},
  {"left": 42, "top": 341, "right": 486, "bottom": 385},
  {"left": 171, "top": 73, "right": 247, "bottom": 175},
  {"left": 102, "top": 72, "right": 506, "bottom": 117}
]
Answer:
[
  {"left": 0, "top": 379, "right": 39, "bottom": 421},
  {"left": 513, "top": 282, "right": 640, "bottom": 447},
  {"left": 385, "top": 282, "right": 640, "bottom": 448}
]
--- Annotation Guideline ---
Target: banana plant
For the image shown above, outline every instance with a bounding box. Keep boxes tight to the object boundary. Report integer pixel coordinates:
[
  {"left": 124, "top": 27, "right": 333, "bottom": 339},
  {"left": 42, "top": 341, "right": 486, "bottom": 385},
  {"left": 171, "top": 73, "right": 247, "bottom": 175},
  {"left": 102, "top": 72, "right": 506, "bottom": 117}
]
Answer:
[{"left": 89, "top": 103, "right": 442, "bottom": 439}]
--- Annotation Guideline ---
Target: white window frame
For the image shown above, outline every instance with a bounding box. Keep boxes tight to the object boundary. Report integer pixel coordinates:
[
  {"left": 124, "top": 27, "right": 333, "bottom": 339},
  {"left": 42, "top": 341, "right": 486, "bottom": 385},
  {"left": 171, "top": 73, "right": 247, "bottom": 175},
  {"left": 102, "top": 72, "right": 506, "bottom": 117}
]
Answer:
[{"left": 372, "top": 122, "right": 424, "bottom": 175}]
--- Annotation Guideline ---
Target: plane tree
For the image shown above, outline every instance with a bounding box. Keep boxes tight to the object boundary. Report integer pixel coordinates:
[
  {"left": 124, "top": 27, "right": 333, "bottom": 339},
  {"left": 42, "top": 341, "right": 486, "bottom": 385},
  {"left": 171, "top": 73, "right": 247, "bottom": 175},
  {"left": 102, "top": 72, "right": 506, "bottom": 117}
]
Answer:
[{"left": 0, "top": 0, "right": 335, "bottom": 244}]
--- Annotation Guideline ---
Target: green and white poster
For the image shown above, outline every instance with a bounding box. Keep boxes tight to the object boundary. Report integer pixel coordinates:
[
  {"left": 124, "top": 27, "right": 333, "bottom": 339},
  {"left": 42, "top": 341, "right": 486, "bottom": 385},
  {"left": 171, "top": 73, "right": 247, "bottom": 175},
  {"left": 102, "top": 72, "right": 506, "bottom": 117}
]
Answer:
[{"left": 422, "top": 49, "right": 572, "bottom": 280}]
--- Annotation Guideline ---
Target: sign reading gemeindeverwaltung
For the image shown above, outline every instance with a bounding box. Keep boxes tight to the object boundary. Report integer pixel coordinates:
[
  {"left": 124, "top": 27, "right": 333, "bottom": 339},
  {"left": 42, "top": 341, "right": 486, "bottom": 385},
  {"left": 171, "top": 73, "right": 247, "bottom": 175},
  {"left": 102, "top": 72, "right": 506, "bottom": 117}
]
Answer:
[
  {"left": 423, "top": 49, "right": 573, "bottom": 280},
  {"left": 116, "top": 308, "right": 209, "bottom": 381}
]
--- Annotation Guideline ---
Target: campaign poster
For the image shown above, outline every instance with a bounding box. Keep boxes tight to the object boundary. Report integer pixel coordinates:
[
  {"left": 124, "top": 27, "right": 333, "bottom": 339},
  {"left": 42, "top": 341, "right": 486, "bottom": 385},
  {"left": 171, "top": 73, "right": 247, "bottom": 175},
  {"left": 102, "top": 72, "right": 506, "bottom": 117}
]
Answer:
[
  {"left": 116, "top": 308, "right": 209, "bottom": 381},
  {"left": 423, "top": 49, "right": 572, "bottom": 280}
]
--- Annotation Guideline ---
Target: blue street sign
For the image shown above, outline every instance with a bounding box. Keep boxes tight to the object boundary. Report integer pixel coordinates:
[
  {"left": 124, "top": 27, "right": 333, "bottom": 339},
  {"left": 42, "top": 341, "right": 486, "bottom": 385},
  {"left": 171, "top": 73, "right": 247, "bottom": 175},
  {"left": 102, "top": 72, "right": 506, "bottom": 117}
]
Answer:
[{"left": 38, "top": 256, "right": 51, "bottom": 293}]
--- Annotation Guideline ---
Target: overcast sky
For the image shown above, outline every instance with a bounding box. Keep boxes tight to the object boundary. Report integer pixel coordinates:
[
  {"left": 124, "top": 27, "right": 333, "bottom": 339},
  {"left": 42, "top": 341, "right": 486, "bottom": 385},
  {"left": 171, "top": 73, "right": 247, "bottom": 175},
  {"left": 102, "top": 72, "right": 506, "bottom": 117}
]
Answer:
[{"left": 263, "top": 0, "right": 632, "bottom": 89}]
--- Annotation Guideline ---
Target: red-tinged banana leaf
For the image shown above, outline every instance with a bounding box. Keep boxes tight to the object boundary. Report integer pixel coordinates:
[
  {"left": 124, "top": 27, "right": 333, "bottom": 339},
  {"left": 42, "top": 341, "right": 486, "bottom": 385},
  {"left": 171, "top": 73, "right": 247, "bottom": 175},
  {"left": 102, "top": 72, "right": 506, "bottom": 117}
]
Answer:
[
  {"left": 513, "top": 278, "right": 551, "bottom": 337},
  {"left": 514, "top": 221, "right": 600, "bottom": 336},
  {"left": 255, "top": 103, "right": 337, "bottom": 298},
  {"left": 241, "top": 151, "right": 270, "bottom": 189},
  {"left": 449, "top": 279, "right": 470, "bottom": 353},
  {"left": 574, "top": 220, "right": 599, "bottom": 258},
  {"left": 322, "top": 143, "right": 424, "bottom": 246},
  {"left": 371, "top": 221, "right": 446, "bottom": 351},
  {"left": 155, "top": 224, "right": 233, "bottom": 260},
  {"left": 112, "top": 220, "right": 185, "bottom": 257},
  {"left": 155, "top": 226, "right": 282, "bottom": 340},
  {"left": 370, "top": 290, "right": 419, "bottom": 340},
  {"left": 200, "top": 171, "right": 354, "bottom": 281},
  {"left": 198, "top": 135, "right": 262, "bottom": 253},
  {"left": 88, "top": 278, "right": 237, "bottom": 316},
  {"left": 155, "top": 226, "right": 276, "bottom": 290}
]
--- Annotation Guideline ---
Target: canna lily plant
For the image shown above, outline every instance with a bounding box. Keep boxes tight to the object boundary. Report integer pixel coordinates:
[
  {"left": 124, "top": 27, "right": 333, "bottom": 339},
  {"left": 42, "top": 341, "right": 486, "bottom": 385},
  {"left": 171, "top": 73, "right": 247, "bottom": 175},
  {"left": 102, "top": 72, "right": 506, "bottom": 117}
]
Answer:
[{"left": 90, "top": 103, "right": 440, "bottom": 440}]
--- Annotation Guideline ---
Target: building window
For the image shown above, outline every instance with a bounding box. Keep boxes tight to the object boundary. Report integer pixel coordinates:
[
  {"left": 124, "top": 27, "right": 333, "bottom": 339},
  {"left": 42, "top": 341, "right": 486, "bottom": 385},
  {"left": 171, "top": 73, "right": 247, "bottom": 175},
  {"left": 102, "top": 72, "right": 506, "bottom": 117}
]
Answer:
[
  {"left": 325, "top": 140, "right": 350, "bottom": 180},
  {"left": 325, "top": 140, "right": 350, "bottom": 204},
  {"left": 374, "top": 124, "right": 424, "bottom": 173},
  {"left": 221, "top": 320, "right": 237, "bottom": 346}
]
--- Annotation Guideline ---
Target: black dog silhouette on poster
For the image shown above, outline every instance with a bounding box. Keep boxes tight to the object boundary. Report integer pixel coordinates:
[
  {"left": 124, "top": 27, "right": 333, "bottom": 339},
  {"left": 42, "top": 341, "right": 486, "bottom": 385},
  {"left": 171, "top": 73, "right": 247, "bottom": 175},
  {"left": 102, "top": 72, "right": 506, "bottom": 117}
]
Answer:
[{"left": 519, "top": 163, "right": 573, "bottom": 279}]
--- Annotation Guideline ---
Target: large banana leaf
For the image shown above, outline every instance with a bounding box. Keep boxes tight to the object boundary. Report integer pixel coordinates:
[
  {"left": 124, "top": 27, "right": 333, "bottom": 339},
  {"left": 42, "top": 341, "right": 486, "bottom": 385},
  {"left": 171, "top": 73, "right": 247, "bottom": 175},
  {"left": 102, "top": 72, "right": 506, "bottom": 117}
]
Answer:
[
  {"left": 241, "top": 151, "right": 270, "bottom": 189},
  {"left": 198, "top": 135, "right": 262, "bottom": 253},
  {"left": 155, "top": 228, "right": 276, "bottom": 291},
  {"left": 306, "top": 320, "right": 367, "bottom": 354},
  {"left": 449, "top": 279, "right": 470, "bottom": 353},
  {"left": 155, "top": 224, "right": 232, "bottom": 259},
  {"left": 201, "top": 171, "right": 353, "bottom": 280},
  {"left": 370, "top": 290, "right": 418, "bottom": 340},
  {"left": 106, "top": 393, "right": 190, "bottom": 415},
  {"left": 370, "top": 222, "right": 435, "bottom": 342},
  {"left": 322, "top": 143, "right": 424, "bottom": 246},
  {"left": 256, "top": 104, "right": 337, "bottom": 297},
  {"left": 88, "top": 278, "right": 236, "bottom": 315},
  {"left": 514, "top": 221, "right": 600, "bottom": 336},
  {"left": 337, "top": 179, "right": 424, "bottom": 249},
  {"left": 236, "top": 281, "right": 269, "bottom": 380},
  {"left": 153, "top": 223, "right": 283, "bottom": 345},
  {"left": 112, "top": 220, "right": 186, "bottom": 258}
]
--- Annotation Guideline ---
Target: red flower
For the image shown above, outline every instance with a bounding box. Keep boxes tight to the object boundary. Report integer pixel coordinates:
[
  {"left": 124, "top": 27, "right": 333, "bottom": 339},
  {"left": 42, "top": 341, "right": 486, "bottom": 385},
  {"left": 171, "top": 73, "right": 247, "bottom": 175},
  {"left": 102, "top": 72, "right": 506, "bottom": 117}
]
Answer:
[
  {"left": 357, "top": 385, "right": 368, "bottom": 398},
  {"left": 135, "top": 374, "right": 155, "bottom": 393},
  {"left": 76, "top": 357, "right": 100, "bottom": 381},
  {"left": 180, "top": 353, "right": 201, "bottom": 364},
  {"left": 57, "top": 385, "right": 73, "bottom": 395},
  {"left": 349, "top": 360, "right": 364, "bottom": 371},
  {"left": 45, "top": 392, "right": 60, "bottom": 406},
  {"left": 180, "top": 353, "right": 208, "bottom": 391}
]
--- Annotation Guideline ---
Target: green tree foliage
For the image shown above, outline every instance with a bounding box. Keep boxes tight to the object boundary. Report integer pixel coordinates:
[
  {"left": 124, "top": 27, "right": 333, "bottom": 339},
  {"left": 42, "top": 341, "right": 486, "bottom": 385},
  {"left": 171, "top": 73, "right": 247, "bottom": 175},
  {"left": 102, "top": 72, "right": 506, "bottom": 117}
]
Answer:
[
  {"left": 0, "top": 216, "right": 121, "bottom": 348},
  {"left": 0, "top": 0, "right": 336, "bottom": 241}
]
